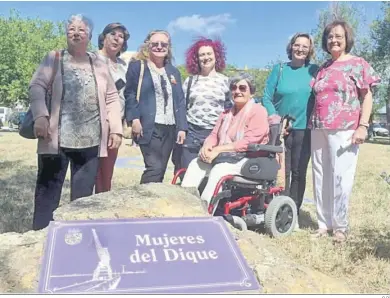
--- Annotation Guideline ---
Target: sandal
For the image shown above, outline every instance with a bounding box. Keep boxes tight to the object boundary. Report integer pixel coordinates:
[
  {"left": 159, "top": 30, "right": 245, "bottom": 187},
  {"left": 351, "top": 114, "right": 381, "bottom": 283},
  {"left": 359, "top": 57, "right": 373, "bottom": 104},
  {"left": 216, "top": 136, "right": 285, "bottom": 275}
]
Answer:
[
  {"left": 311, "top": 228, "right": 330, "bottom": 238},
  {"left": 333, "top": 230, "right": 347, "bottom": 243}
]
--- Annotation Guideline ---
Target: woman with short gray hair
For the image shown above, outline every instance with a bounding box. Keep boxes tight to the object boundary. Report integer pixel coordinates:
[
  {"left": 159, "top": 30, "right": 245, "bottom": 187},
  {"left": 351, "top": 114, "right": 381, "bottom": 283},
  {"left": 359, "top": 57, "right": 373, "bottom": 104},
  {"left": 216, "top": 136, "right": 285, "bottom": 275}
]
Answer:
[
  {"left": 29, "top": 14, "right": 123, "bottom": 230},
  {"left": 181, "top": 73, "right": 270, "bottom": 213}
]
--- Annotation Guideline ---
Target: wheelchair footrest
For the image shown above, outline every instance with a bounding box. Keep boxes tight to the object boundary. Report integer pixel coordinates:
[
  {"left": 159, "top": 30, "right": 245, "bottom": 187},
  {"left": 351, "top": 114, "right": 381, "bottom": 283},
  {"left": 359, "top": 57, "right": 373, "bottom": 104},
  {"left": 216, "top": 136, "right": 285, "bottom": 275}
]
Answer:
[
  {"left": 242, "top": 214, "right": 265, "bottom": 226},
  {"left": 210, "top": 190, "right": 231, "bottom": 205}
]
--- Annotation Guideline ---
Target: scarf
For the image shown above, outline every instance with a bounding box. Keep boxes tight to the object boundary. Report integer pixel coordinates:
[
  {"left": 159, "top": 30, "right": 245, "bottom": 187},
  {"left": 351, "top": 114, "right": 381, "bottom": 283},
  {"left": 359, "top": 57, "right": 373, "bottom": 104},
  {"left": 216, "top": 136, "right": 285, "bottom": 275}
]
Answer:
[{"left": 217, "top": 99, "right": 255, "bottom": 146}]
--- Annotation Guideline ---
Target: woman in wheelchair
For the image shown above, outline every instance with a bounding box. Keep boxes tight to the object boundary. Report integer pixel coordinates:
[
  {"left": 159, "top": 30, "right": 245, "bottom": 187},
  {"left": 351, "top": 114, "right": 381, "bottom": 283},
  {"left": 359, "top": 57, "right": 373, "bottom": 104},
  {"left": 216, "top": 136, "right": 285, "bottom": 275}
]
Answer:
[{"left": 180, "top": 73, "right": 270, "bottom": 214}]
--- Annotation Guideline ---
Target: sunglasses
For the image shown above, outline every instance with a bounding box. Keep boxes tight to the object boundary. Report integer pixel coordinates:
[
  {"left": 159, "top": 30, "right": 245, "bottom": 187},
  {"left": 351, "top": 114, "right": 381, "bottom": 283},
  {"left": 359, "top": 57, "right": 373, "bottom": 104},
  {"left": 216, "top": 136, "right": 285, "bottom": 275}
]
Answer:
[
  {"left": 150, "top": 41, "right": 169, "bottom": 49},
  {"left": 230, "top": 85, "right": 248, "bottom": 92}
]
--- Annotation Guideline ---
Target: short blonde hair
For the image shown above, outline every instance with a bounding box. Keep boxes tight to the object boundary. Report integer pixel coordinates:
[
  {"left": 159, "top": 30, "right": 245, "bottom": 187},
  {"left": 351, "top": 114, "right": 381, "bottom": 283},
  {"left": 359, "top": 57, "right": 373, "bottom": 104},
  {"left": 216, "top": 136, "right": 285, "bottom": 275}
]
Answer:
[
  {"left": 286, "top": 33, "right": 315, "bottom": 62},
  {"left": 134, "top": 30, "right": 173, "bottom": 64}
]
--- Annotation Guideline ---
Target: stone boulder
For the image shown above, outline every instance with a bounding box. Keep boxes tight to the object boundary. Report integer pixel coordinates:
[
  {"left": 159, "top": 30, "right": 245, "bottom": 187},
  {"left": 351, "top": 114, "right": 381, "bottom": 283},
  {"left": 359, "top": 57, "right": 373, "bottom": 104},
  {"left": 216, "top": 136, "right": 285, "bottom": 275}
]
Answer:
[{"left": 0, "top": 183, "right": 352, "bottom": 294}]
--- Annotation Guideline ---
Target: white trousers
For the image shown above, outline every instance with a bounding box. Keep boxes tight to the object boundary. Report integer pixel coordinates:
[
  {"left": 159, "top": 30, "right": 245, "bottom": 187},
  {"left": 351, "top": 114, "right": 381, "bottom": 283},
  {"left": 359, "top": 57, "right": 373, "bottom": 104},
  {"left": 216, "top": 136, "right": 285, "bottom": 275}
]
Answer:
[
  {"left": 311, "top": 129, "right": 359, "bottom": 233},
  {"left": 181, "top": 157, "right": 248, "bottom": 211}
]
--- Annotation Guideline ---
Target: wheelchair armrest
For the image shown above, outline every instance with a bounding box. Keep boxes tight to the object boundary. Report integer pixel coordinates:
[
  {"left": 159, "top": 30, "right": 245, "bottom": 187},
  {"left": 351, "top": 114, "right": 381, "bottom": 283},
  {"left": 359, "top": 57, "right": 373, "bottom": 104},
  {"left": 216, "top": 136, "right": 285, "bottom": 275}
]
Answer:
[{"left": 247, "top": 144, "right": 283, "bottom": 154}]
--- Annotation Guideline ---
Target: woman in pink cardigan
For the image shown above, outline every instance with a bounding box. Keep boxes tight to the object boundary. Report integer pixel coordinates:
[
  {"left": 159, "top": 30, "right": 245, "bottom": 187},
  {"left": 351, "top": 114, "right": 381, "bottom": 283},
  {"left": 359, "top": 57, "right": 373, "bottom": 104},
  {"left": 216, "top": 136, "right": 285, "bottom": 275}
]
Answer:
[
  {"left": 181, "top": 73, "right": 269, "bottom": 213},
  {"left": 29, "top": 14, "right": 123, "bottom": 230}
]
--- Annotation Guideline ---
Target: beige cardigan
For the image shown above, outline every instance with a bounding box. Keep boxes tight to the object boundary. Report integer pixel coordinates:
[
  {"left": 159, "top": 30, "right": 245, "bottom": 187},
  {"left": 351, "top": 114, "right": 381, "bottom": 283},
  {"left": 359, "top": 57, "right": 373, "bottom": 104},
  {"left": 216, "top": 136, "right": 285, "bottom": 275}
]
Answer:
[{"left": 29, "top": 50, "right": 123, "bottom": 157}]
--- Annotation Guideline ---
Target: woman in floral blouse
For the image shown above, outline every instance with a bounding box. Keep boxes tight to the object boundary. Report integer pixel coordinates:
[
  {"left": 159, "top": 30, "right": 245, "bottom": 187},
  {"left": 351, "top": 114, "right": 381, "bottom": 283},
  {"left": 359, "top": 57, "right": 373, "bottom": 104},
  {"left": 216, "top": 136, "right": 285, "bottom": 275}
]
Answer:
[{"left": 309, "top": 20, "right": 381, "bottom": 243}]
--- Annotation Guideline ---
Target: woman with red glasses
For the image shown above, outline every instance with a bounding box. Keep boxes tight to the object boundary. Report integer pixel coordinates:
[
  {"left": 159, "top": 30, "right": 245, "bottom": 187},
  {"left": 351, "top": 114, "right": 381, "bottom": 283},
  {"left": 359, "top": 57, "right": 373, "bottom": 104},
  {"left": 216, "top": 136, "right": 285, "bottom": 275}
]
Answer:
[
  {"left": 181, "top": 73, "right": 269, "bottom": 213},
  {"left": 172, "top": 37, "right": 232, "bottom": 176},
  {"left": 124, "top": 30, "right": 188, "bottom": 184}
]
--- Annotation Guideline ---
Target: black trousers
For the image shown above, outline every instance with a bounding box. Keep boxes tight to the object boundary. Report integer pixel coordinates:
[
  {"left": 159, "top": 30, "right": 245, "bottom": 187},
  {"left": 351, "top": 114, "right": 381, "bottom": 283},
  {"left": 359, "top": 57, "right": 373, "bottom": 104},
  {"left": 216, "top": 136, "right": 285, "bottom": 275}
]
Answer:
[
  {"left": 284, "top": 129, "right": 311, "bottom": 213},
  {"left": 140, "top": 124, "right": 176, "bottom": 184},
  {"left": 33, "top": 146, "right": 99, "bottom": 230}
]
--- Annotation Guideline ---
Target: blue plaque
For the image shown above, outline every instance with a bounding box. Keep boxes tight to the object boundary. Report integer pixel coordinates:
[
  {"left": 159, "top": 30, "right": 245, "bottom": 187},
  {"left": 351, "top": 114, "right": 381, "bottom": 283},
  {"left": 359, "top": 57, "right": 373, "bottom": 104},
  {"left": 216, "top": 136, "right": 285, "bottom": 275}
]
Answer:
[{"left": 38, "top": 217, "right": 261, "bottom": 294}]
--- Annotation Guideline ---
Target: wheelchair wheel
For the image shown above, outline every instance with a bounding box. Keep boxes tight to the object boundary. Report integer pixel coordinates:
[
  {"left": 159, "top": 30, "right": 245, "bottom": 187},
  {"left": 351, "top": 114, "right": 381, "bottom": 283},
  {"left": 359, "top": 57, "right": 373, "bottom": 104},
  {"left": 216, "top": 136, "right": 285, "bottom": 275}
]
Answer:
[{"left": 264, "top": 195, "right": 297, "bottom": 238}]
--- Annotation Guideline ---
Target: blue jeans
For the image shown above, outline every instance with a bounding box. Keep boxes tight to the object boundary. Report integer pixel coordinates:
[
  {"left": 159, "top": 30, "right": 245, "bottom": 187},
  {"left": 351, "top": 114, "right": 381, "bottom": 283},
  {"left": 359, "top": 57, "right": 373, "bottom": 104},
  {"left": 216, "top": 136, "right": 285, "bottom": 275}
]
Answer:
[{"left": 172, "top": 123, "right": 212, "bottom": 174}]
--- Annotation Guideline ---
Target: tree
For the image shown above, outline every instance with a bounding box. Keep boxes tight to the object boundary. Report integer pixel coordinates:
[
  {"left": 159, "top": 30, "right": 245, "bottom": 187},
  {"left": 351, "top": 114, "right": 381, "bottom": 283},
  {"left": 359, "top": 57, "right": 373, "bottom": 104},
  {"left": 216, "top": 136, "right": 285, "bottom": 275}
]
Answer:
[
  {"left": 222, "top": 64, "right": 271, "bottom": 100},
  {"left": 310, "top": 1, "right": 369, "bottom": 65},
  {"left": 0, "top": 9, "right": 66, "bottom": 107},
  {"left": 371, "top": 1, "right": 390, "bottom": 124},
  {"left": 176, "top": 65, "right": 189, "bottom": 82}
]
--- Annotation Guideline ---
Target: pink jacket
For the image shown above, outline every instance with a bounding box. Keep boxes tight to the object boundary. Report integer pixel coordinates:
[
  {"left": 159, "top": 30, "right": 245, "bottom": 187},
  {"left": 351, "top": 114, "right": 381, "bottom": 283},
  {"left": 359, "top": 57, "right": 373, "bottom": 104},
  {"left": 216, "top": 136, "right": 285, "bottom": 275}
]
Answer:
[
  {"left": 204, "top": 103, "right": 270, "bottom": 152},
  {"left": 29, "top": 50, "right": 123, "bottom": 157}
]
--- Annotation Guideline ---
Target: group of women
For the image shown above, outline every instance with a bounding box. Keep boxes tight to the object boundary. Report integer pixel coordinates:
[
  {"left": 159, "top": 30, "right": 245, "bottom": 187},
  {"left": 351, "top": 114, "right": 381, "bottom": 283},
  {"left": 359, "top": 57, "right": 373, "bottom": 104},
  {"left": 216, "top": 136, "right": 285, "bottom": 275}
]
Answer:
[{"left": 29, "top": 14, "right": 380, "bottom": 244}]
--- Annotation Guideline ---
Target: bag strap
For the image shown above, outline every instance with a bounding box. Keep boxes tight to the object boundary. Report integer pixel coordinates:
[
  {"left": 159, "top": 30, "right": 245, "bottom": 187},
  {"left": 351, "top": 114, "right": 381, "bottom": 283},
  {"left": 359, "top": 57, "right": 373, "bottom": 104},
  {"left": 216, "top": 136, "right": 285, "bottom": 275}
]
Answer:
[
  {"left": 46, "top": 51, "right": 61, "bottom": 114},
  {"left": 274, "top": 62, "right": 283, "bottom": 94},
  {"left": 185, "top": 75, "right": 193, "bottom": 110},
  {"left": 136, "top": 60, "right": 145, "bottom": 102},
  {"left": 47, "top": 51, "right": 60, "bottom": 93}
]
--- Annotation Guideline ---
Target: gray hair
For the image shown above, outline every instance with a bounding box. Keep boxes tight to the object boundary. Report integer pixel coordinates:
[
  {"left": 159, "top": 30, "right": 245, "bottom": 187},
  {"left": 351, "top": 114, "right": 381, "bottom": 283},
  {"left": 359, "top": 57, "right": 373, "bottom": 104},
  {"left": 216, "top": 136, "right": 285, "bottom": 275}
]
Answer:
[
  {"left": 65, "top": 14, "right": 94, "bottom": 40},
  {"left": 229, "top": 72, "right": 256, "bottom": 95}
]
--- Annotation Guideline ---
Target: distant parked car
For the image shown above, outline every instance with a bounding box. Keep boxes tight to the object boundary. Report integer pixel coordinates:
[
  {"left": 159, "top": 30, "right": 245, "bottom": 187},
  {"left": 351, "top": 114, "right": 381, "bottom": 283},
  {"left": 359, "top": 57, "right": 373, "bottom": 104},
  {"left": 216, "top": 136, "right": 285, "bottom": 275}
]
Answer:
[
  {"left": 372, "top": 123, "right": 389, "bottom": 137},
  {"left": 8, "top": 111, "right": 26, "bottom": 130},
  {"left": 0, "top": 106, "right": 12, "bottom": 124}
]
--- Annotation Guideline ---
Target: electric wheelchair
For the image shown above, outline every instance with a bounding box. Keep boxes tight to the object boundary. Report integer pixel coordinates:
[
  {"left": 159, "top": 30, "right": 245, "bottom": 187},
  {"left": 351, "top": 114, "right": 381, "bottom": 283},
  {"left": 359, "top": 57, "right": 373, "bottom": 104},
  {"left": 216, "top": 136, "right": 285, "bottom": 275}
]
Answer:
[{"left": 172, "top": 115, "right": 297, "bottom": 237}]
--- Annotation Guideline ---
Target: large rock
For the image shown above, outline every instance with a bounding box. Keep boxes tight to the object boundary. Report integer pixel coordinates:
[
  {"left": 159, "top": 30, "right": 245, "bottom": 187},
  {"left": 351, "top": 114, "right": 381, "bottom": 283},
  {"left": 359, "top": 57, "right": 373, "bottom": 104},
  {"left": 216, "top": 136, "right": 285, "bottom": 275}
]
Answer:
[{"left": 0, "top": 184, "right": 352, "bottom": 294}]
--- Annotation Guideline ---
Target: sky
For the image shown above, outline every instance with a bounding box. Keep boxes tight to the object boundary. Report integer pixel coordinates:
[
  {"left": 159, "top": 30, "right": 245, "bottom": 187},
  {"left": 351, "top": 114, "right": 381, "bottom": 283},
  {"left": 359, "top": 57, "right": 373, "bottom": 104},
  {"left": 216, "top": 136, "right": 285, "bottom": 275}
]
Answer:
[{"left": 0, "top": 1, "right": 383, "bottom": 68}]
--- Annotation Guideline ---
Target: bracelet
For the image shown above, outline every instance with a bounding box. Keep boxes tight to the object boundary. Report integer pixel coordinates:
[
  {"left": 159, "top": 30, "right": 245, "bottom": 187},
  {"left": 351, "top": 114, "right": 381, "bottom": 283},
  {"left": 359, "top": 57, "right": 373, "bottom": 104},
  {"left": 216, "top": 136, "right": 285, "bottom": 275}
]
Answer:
[{"left": 359, "top": 124, "right": 369, "bottom": 129}]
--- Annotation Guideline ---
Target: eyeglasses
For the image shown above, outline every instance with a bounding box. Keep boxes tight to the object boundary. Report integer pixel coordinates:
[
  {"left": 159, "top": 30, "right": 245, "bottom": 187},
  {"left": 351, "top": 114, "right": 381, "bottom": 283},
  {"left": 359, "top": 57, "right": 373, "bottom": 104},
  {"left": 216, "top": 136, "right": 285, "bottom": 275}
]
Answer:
[
  {"left": 292, "top": 44, "right": 309, "bottom": 52},
  {"left": 160, "top": 75, "right": 169, "bottom": 113},
  {"left": 150, "top": 41, "right": 169, "bottom": 49},
  {"left": 230, "top": 85, "right": 248, "bottom": 93},
  {"left": 327, "top": 35, "right": 345, "bottom": 41},
  {"left": 67, "top": 27, "right": 88, "bottom": 36}
]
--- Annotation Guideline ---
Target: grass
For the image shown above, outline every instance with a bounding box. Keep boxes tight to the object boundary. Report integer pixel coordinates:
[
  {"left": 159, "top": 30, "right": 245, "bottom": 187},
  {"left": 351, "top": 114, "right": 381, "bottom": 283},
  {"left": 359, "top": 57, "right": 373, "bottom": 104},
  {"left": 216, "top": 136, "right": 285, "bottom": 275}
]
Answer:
[{"left": 0, "top": 131, "right": 389, "bottom": 293}]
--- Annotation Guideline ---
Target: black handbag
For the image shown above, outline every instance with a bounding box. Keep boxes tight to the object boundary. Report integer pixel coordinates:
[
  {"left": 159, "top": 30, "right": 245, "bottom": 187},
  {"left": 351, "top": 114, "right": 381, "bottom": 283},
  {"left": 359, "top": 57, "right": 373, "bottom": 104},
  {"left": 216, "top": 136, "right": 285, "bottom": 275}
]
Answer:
[{"left": 19, "top": 51, "right": 60, "bottom": 139}]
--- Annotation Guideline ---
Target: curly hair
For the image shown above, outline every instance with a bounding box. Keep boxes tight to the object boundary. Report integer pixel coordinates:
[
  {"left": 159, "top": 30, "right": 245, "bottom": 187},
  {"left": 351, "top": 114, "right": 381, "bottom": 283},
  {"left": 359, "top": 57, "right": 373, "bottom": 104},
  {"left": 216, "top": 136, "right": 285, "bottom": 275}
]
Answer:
[
  {"left": 134, "top": 29, "right": 173, "bottom": 64},
  {"left": 185, "top": 37, "right": 227, "bottom": 75}
]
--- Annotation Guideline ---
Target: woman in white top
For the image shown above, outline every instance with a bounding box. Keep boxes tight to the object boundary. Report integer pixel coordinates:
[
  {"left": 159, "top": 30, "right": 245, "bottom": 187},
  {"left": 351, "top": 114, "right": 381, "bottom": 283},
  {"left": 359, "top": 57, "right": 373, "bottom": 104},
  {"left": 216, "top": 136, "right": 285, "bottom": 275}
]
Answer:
[
  {"left": 172, "top": 37, "right": 232, "bottom": 176},
  {"left": 95, "top": 22, "right": 130, "bottom": 193}
]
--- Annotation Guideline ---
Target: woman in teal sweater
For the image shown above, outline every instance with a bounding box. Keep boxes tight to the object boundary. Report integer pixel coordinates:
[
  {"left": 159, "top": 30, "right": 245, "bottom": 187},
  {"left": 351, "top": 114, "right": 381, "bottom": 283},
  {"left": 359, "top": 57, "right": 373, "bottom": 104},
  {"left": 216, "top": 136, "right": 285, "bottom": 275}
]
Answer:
[{"left": 261, "top": 33, "right": 319, "bottom": 227}]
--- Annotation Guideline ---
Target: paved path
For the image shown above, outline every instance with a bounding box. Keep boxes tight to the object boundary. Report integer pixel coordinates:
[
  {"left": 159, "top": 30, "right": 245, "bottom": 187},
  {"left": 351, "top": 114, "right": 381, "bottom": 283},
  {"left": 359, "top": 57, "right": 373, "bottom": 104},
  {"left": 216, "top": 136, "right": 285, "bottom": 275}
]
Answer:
[
  {"left": 114, "top": 156, "right": 316, "bottom": 205},
  {"left": 115, "top": 156, "right": 144, "bottom": 170},
  {"left": 115, "top": 156, "right": 175, "bottom": 171}
]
